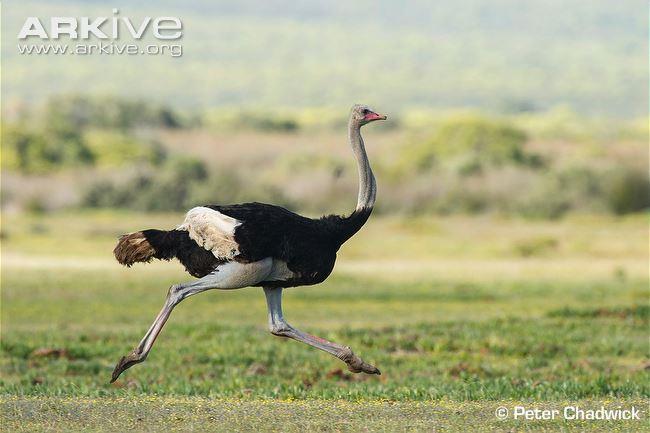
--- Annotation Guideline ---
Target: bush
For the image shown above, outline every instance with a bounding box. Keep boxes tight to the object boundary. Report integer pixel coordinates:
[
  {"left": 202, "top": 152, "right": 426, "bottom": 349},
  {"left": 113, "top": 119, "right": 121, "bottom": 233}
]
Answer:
[
  {"left": 2, "top": 123, "right": 93, "bottom": 173},
  {"left": 81, "top": 157, "right": 279, "bottom": 212},
  {"left": 43, "top": 95, "right": 183, "bottom": 130},
  {"left": 604, "top": 169, "right": 650, "bottom": 214},
  {"left": 84, "top": 130, "right": 167, "bottom": 167},
  {"left": 508, "top": 166, "right": 648, "bottom": 218},
  {"left": 2, "top": 123, "right": 169, "bottom": 173},
  {"left": 514, "top": 166, "right": 605, "bottom": 219},
  {"left": 81, "top": 155, "right": 299, "bottom": 213},
  {"left": 204, "top": 109, "right": 299, "bottom": 132},
  {"left": 80, "top": 180, "right": 128, "bottom": 208},
  {"left": 400, "top": 114, "right": 540, "bottom": 173}
]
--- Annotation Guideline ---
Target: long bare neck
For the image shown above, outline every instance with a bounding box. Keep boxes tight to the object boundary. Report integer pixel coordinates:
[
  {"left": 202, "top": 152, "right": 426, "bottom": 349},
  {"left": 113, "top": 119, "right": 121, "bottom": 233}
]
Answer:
[
  {"left": 332, "top": 120, "right": 376, "bottom": 244},
  {"left": 349, "top": 121, "right": 376, "bottom": 211}
]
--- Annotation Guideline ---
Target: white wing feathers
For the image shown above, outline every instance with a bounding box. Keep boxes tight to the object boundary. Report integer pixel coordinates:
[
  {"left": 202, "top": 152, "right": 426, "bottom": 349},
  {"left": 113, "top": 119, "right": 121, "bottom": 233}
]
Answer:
[{"left": 177, "top": 206, "right": 241, "bottom": 260}]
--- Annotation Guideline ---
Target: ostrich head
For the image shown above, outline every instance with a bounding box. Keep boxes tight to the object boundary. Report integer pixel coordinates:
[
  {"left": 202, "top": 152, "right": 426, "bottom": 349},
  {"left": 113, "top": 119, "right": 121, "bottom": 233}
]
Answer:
[{"left": 350, "top": 104, "right": 387, "bottom": 126}]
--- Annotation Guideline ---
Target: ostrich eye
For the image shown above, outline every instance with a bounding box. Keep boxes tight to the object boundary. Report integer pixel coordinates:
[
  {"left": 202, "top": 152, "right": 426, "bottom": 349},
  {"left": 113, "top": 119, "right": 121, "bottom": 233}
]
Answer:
[{"left": 362, "top": 109, "right": 370, "bottom": 115}]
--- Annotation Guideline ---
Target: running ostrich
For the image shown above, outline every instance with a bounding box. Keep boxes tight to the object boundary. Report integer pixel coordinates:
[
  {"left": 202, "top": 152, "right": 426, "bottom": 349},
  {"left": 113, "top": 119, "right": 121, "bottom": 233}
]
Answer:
[{"left": 110, "top": 104, "right": 386, "bottom": 382}]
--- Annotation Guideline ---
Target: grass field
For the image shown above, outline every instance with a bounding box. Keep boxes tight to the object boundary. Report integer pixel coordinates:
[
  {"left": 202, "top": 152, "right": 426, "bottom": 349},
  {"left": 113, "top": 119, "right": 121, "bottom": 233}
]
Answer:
[{"left": 1, "top": 211, "right": 648, "bottom": 431}]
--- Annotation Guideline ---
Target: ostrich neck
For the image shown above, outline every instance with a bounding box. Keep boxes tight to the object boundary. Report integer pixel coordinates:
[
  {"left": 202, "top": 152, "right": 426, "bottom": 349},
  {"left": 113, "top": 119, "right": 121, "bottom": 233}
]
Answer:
[
  {"left": 349, "top": 122, "right": 376, "bottom": 211},
  {"left": 332, "top": 121, "right": 376, "bottom": 245}
]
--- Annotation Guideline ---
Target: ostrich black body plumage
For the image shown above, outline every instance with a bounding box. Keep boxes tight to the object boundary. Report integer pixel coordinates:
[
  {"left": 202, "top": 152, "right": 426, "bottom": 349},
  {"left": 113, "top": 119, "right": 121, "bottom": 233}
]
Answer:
[
  {"left": 110, "top": 104, "right": 386, "bottom": 383},
  {"left": 208, "top": 203, "right": 344, "bottom": 287},
  {"left": 133, "top": 204, "right": 372, "bottom": 286}
]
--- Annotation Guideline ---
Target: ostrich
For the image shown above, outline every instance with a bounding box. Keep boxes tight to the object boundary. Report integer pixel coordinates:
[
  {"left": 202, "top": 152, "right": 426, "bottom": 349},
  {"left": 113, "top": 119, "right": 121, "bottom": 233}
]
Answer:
[{"left": 110, "top": 104, "right": 386, "bottom": 383}]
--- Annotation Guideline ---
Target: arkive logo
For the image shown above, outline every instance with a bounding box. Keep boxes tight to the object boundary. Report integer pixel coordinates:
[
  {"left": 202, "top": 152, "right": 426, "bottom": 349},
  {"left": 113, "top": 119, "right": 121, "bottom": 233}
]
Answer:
[
  {"left": 17, "top": 9, "right": 182, "bottom": 40},
  {"left": 17, "top": 9, "right": 183, "bottom": 57}
]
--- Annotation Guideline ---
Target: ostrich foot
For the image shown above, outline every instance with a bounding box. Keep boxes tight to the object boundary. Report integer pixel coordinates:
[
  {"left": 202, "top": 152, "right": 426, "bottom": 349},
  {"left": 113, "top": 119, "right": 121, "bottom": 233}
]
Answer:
[
  {"left": 339, "top": 347, "right": 381, "bottom": 375},
  {"left": 110, "top": 351, "right": 145, "bottom": 383}
]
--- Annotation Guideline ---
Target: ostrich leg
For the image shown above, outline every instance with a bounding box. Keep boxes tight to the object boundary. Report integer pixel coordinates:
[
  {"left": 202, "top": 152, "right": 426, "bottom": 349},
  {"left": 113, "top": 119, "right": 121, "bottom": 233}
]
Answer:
[
  {"left": 263, "top": 287, "right": 380, "bottom": 375},
  {"left": 111, "top": 260, "right": 273, "bottom": 382}
]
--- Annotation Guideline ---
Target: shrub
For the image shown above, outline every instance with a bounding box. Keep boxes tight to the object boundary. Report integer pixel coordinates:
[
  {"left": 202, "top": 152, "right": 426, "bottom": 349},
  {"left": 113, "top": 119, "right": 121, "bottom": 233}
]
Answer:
[
  {"left": 81, "top": 158, "right": 252, "bottom": 212},
  {"left": 43, "top": 95, "right": 183, "bottom": 130},
  {"left": 2, "top": 123, "right": 93, "bottom": 173},
  {"left": 80, "top": 156, "right": 300, "bottom": 213},
  {"left": 400, "top": 114, "right": 540, "bottom": 173},
  {"left": 2, "top": 122, "right": 169, "bottom": 173},
  {"left": 82, "top": 180, "right": 123, "bottom": 208},
  {"left": 604, "top": 169, "right": 650, "bottom": 214},
  {"left": 515, "top": 192, "right": 571, "bottom": 219},
  {"left": 204, "top": 109, "right": 299, "bottom": 132},
  {"left": 514, "top": 166, "right": 604, "bottom": 219},
  {"left": 84, "top": 130, "right": 167, "bottom": 167}
]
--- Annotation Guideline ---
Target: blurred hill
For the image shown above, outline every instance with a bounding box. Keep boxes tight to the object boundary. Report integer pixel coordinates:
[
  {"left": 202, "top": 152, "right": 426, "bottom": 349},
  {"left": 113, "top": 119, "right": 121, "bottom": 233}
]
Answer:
[{"left": 3, "top": 0, "right": 646, "bottom": 117}]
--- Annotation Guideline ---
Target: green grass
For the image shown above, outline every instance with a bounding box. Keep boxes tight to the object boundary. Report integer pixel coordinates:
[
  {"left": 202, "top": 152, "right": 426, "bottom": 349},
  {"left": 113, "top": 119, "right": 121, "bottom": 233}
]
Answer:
[
  {"left": 2, "top": 271, "right": 648, "bottom": 400},
  {"left": 1, "top": 211, "right": 648, "bottom": 431}
]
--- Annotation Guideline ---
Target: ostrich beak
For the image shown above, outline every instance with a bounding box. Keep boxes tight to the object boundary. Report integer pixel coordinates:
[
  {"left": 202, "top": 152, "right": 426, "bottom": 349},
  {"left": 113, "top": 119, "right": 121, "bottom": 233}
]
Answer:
[{"left": 365, "top": 112, "right": 387, "bottom": 121}]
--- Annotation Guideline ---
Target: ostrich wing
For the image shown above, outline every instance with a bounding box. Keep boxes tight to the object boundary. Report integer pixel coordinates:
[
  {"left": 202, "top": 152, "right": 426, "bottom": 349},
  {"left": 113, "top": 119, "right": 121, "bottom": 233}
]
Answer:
[{"left": 177, "top": 206, "right": 242, "bottom": 260}]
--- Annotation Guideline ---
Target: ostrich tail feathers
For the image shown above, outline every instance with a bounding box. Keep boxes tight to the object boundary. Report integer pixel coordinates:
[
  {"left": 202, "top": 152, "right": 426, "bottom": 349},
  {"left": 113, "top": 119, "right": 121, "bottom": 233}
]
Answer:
[{"left": 114, "top": 231, "right": 157, "bottom": 266}]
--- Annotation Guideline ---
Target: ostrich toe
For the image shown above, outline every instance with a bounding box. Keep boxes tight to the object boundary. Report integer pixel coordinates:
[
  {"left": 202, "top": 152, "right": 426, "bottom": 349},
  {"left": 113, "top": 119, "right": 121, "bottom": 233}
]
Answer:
[
  {"left": 110, "top": 352, "right": 145, "bottom": 383},
  {"left": 339, "top": 347, "right": 381, "bottom": 375}
]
